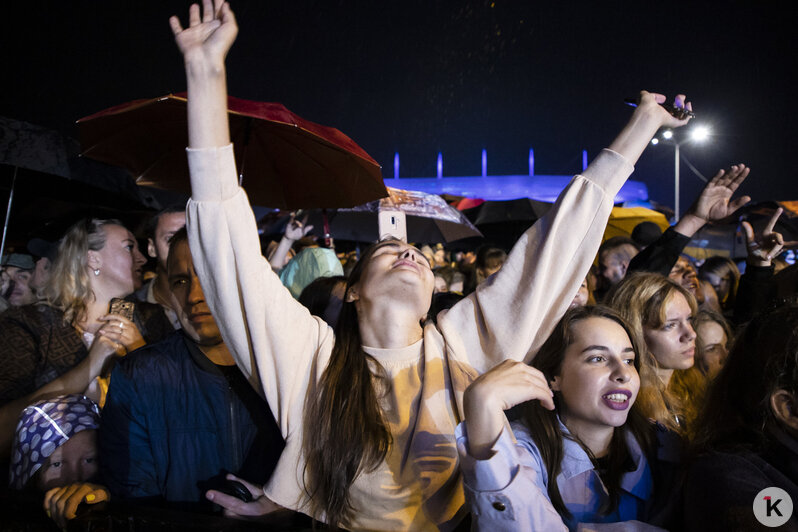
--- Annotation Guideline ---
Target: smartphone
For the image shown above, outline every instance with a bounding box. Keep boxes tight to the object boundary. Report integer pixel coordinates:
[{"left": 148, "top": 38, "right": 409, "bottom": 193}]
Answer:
[
  {"left": 378, "top": 210, "right": 407, "bottom": 242},
  {"left": 109, "top": 298, "right": 135, "bottom": 320},
  {"left": 623, "top": 97, "right": 695, "bottom": 119}
]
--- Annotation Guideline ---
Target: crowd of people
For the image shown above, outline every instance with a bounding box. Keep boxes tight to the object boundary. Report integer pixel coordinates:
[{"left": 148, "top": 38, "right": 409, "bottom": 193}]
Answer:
[{"left": 1, "top": 2, "right": 796, "bottom": 530}]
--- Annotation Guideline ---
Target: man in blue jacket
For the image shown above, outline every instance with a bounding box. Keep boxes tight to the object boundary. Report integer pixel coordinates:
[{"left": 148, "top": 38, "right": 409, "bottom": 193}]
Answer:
[{"left": 99, "top": 227, "right": 284, "bottom": 506}]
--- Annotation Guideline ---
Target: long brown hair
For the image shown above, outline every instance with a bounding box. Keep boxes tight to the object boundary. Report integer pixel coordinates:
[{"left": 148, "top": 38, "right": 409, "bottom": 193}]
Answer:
[
  {"left": 607, "top": 272, "right": 703, "bottom": 434},
  {"left": 521, "top": 305, "right": 655, "bottom": 519},
  {"left": 302, "top": 241, "right": 398, "bottom": 528}
]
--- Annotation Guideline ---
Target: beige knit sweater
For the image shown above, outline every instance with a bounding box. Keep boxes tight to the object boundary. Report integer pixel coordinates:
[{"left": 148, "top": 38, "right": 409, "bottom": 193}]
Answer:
[{"left": 186, "top": 145, "right": 633, "bottom": 530}]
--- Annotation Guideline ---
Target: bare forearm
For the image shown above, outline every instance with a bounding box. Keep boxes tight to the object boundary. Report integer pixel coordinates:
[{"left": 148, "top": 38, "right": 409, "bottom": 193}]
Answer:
[
  {"left": 463, "top": 393, "right": 505, "bottom": 460},
  {"left": 0, "top": 355, "right": 105, "bottom": 459},
  {"left": 37, "top": 354, "right": 107, "bottom": 398},
  {"left": 268, "top": 237, "right": 295, "bottom": 271},
  {"left": 185, "top": 59, "right": 231, "bottom": 149},
  {"left": 673, "top": 213, "right": 705, "bottom": 238},
  {"left": 607, "top": 106, "right": 662, "bottom": 165}
]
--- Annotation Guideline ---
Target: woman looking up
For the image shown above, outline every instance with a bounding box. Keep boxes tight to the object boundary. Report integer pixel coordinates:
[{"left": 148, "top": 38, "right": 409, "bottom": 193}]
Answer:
[{"left": 170, "top": 1, "right": 692, "bottom": 528}]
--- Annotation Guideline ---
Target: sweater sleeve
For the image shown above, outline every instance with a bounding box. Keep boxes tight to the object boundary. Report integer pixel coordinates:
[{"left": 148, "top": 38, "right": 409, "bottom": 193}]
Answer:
[
  {"left": 732, "top": 263, "right": 775, "bottom": 325},
  {"left": 439, "top": 149, "right": 634, "bottom": 371},
  {"left": 456, "top": 422, "right": 568, "bottom": 531},
  {"left": 185, "top": 144, "right": 334, "bottom": 438},
  {"left": 627, "top": 227, "right": 690, "bottom": 276}
]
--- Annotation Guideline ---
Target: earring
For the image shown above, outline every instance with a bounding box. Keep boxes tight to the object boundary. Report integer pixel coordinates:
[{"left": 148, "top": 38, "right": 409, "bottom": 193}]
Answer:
[{"left": 93, "top": 269, "right": 100, "bottom": 276}]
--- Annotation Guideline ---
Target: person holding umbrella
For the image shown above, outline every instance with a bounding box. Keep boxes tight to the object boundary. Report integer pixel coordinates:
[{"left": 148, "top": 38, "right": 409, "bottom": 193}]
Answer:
[{"left": 169, "top": 1, "right": 692, "bottom": 529}]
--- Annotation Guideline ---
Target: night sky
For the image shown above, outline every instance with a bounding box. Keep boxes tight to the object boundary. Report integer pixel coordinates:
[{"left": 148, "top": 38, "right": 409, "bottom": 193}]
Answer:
[{"left": 3, "top": 1, "right": 796, "bottom": 212}]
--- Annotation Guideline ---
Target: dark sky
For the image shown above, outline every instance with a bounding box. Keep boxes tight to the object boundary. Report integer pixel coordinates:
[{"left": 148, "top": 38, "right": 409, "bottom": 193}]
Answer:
[{"left": 2, "top": 1, "right": 796, "bottom": 211}]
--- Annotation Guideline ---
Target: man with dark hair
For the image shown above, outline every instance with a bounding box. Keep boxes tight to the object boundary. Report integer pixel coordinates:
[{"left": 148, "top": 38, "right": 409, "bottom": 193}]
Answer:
[
  {"left": 100, "top": 228, "right": 284, "bottom": 505},
  {"left": 133, "top": 205, "right": 186, "bottom": 328},
  {"left": 0, "top": 253, "right": 37, "bottom": 309},
  {"left": 596, "top": 236, "right": 640, "bottom": 294}
]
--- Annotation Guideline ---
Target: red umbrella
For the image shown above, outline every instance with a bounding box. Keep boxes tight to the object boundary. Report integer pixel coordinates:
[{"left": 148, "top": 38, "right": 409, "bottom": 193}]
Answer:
[
  {"left": 454, "top": 197, "right": 484, "bottom": 211},
  {"left": 78, "top": 94, "right": 387, "bottom": 210}
]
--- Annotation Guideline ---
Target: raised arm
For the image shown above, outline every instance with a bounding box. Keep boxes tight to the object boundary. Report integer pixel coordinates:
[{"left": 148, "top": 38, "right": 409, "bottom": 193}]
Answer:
[
  {"left": 169, "top": 0, "right": 235, "bottom": 150},
  {"left": 629, "top": 164, "right": 752, "bottom": 276},
  {"left": 440, "top": 92, "right": 692, "bottom": 370},
  {"left": 170, "top": 2, "right": 332, "bottom": 437},
  {"left": 268, "top": 214, "right": 313, "bottom": 272},
  {"left": 733, "top": 209, "right": 784, "bottom": 324}
]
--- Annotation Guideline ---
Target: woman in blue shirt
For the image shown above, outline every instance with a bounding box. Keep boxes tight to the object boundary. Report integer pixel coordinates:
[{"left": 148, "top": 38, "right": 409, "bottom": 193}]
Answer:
[{"left": 458, "top": 305, "right": 678, "bottom": 531}]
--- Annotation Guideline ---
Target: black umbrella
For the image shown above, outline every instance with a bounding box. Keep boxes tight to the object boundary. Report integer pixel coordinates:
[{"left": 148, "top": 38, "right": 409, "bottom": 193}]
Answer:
[{"left": 462, "top": 198, "right": 553, "bottom": 251}]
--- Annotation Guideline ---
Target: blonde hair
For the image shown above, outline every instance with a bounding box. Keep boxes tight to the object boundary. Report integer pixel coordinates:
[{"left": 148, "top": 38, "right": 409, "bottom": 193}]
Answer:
[
  {"left": 607, "top": 272, "right": 703, "bottom": 434},
  {"left": 43, "top": 218, "right": 124, "bottom": 326}
]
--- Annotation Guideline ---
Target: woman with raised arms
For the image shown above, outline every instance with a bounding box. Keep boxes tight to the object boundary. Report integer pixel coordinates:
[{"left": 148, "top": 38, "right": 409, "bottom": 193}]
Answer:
[{"left": 169, "top": 1, "right": 691, "bottom": 529}]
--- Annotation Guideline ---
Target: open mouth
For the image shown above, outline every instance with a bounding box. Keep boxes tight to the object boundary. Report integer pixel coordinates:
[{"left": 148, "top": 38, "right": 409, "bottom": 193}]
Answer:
[{"left": 601, "top": 390, "right": 632, "bottom": 410}]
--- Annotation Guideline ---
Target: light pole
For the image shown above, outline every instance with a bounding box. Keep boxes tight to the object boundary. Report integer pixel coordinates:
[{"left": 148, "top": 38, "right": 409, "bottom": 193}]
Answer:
[{"left": 651, "top": 126, "right": 710, "bottom": 221}]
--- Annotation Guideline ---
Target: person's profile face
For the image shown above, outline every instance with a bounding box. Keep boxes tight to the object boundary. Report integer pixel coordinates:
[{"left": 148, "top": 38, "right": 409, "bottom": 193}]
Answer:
[
  {"left": 669, "top": 257, "right": 699, "bottom": 295},
  {"left": 695, "top": 320, "right": 728, "bottom": 378},
  {"left": 570, "top": 279, "right": 589, "bottom": 309},
  {"left": 36, "top": 430, "right": 98, "bottom": 492},
  {"left": 91, "top": 225, "right": 147, "bottom": 297},
  {"left": 29, "top": 257, "right": 51, "bottom": 292},
  {"left": 8, "top": 268, "right": 35, "bottom": 306},
  {"left": 150, "top": 212, "right": 187, "bottom": 268},
  {"left": 598, "top": 252, "right": 625, "bottom": 286}
]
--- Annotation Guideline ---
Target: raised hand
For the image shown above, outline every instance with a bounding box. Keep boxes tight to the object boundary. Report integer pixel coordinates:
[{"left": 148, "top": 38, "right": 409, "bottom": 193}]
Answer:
[
  {"left": 464, "top": 360, "right": 554, "bottom": 459},
  {"left": 284, "top": 213, "right": 314, "bottom": 242},
  {"left": 206, "top": 473, "right": 285, "bottom": 519},
  {"left": 609, "top": 91, "right": 693, "bottom": 165},
  {"left": 743, "top": 208, "right": 785, "bottom": 267},
  {"left": 636, "top": 91, "right": 694, "bottom": 130},
  {"left": 688, "top": 164, "right": 752, "bottom": 223},
  {"left": 97, "top": 314, "right": 145, "bottom": 354},
  {"left": 169, "top": 0, "right": 238, "bottom": 66}
]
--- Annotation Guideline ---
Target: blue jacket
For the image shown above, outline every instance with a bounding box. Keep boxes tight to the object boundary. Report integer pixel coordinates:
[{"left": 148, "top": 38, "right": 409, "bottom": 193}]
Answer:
[{"left": 99, "top": 331, "right": 284, "bottom": 504}]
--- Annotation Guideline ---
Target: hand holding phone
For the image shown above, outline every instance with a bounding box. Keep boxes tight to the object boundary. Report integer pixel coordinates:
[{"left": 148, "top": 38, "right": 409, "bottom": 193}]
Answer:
[
  {"left": 624, "top": 97, "right": 695, "bottom": 119},
  {"left": 109, "top": 298, "right": 135, "bottom": 320}
]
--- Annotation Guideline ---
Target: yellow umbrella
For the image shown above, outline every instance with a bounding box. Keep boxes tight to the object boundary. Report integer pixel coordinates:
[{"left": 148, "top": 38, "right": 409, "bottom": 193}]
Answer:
[{"left": 603, "top": 206, "right": 670, "bottom": 242}]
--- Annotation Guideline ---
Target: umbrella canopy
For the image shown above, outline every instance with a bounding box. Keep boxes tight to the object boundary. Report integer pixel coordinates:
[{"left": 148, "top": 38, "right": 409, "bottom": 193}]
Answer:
[
  {"left": 468, "top": 198, "right": 552, "bottom": 226},
  {"left": 78, "top": 94, "right": 388, "bottom": 210},
  {"left": 457, "top": 198, "right": 553, "bottom": 251},
  {"left": 0, "top": 164, "right": 153, "bottom": 245},
  {"left": 603, "top": 206, "right": 670, "bottom": 242},
  {"left": 282, "top": 187, "right": 482, "bottom": 244},
  {"left": 451, "top": 197, "right": 484, "bottom": 211}
]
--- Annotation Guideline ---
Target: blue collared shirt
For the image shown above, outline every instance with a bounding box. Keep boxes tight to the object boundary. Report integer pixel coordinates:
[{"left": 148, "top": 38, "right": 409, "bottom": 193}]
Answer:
[{"left": 457, "top": 419, "right": 657, "bottom": 531}]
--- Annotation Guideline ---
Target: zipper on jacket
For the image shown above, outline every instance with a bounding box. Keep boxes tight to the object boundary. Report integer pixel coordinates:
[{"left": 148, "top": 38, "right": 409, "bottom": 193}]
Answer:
[{"left": 228, "top": 384, "right": 241, "bottom": 469}]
